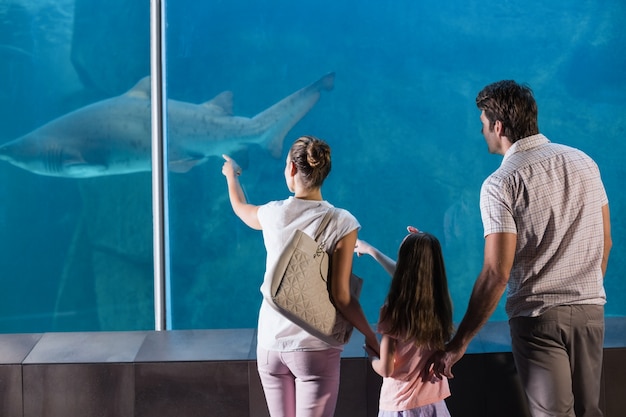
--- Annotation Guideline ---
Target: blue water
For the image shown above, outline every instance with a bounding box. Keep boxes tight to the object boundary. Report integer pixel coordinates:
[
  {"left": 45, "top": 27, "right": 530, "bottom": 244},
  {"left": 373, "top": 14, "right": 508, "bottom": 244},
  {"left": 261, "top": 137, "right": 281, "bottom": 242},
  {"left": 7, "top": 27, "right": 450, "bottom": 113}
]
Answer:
[{"left": 0, "top": 0, "right": 623, "bottom": 332}]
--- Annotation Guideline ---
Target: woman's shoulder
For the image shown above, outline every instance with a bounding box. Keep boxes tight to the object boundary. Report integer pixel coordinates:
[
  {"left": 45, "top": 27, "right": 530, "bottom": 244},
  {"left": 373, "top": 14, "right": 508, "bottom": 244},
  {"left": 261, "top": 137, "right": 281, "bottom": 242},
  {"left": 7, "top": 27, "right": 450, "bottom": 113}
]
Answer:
[
  {"left": 266, "top": 196, "right": 294, "bottom": 207},
  {"left": 259, "top": 197, "right": 293, "bottom": 212},
  {"left": 331, "top": 205, "right": 360, "bottom": 229}
]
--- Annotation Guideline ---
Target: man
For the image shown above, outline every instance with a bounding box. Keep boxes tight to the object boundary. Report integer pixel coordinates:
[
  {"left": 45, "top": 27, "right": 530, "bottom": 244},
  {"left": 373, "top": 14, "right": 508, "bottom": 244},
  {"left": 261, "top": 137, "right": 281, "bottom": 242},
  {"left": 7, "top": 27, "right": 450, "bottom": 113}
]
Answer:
[{"left": 429, "top": 80, "right": 612, "bottom": 417}]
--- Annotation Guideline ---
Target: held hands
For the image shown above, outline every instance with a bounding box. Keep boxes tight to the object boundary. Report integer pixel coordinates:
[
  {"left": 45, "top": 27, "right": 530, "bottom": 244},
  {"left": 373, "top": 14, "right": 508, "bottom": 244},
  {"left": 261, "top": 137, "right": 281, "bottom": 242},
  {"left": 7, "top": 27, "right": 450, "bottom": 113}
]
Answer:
[
  {"left": 363, "top": 344, "right": 379, "bottom": 361},
  {"left": 222, "top": 154, "right": 242, "bottom": 178},
  {"left": 424, "top": 343, "right": 466, "bottom": 380},
  {"left": 364, "top": 334, "right": 381, "bottom": 358}
]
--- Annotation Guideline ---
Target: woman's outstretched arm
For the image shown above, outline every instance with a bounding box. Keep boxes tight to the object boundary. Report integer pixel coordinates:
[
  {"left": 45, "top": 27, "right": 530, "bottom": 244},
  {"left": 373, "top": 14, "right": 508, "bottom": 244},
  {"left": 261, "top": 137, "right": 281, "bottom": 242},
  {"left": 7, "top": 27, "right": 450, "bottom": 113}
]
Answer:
[{"left": 222, "top": 154, "right": 261, "bottom": 230}]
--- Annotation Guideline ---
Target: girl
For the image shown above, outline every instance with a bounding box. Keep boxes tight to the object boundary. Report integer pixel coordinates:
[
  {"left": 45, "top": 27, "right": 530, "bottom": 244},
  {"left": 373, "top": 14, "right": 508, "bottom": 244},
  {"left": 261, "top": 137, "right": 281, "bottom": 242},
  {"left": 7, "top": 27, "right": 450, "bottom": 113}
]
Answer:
[
  {"left": 357, "top": 232, "right": 454, "bottom": 417},
  {"left": 222, "top": 135, "right": 379, "bottom": 417}
]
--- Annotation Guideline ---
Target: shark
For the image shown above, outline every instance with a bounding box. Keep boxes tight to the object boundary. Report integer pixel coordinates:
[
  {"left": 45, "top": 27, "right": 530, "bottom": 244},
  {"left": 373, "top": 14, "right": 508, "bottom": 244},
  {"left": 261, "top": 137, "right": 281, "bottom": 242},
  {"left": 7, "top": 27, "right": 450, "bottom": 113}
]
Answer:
[{"left": 0, "top": 72, "right": 335, "bottom": 177}]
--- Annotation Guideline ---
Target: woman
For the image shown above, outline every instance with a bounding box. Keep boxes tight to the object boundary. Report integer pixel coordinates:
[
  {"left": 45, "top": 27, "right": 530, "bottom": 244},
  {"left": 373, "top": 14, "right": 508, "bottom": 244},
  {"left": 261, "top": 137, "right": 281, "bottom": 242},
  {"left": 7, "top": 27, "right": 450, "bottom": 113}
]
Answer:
[{"left": 222, "top": 135, "right": 379, "bottom": 417}]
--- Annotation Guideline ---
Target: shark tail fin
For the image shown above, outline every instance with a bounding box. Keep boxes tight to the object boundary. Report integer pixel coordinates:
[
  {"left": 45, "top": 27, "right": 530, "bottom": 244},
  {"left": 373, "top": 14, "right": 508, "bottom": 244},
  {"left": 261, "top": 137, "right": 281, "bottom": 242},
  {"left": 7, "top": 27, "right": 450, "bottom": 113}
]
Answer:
[{"left": 254, "top": 72, "right": 335, "bottom": 158}]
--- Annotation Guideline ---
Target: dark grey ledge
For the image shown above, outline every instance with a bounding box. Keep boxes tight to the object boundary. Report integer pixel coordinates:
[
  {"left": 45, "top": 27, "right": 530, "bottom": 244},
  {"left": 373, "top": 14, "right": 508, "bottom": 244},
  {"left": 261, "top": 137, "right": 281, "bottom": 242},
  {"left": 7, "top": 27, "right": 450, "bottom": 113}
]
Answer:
[{"left": 1, "top": 317, "right": 624, "bottom": 366}]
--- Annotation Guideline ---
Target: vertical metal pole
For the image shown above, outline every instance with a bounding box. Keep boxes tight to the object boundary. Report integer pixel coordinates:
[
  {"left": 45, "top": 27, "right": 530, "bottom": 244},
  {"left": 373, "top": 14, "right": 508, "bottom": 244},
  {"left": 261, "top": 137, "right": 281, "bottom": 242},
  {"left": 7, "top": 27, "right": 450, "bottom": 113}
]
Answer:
[{"left": 150, "top": 0, "right": 170, "bottom": 330}]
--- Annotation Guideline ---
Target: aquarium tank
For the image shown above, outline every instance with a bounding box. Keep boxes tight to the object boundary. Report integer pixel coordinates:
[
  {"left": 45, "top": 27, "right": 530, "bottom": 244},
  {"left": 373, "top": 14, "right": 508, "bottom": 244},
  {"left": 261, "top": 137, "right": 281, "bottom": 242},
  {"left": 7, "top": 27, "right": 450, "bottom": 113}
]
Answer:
[{"left": 0, "top": 0, "right": 623, "bottom": 333}]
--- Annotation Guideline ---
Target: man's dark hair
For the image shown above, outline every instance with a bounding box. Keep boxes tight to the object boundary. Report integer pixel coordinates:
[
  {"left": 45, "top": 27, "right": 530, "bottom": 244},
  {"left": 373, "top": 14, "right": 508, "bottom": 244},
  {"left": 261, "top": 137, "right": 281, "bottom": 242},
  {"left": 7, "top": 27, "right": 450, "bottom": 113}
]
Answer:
[{"left": 476, "top": 80, "right": 539, "bottom": 143}]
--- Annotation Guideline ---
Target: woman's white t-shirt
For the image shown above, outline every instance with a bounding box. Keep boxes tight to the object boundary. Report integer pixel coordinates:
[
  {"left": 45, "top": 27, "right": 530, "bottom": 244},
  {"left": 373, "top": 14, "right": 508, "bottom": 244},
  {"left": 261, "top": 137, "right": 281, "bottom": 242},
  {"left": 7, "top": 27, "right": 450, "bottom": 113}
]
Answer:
[{"left": 256, "top": 197, "right": 360, "bottom": 351}]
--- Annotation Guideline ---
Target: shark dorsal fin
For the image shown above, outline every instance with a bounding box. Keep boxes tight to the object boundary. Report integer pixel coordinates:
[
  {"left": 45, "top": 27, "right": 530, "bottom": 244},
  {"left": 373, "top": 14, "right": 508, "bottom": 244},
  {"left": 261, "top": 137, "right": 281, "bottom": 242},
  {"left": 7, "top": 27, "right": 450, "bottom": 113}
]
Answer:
[
  {"left": 126, "top": 76, "right": 152, "bottom": 99},
  {"left": 202, "top": 91, "right": 233, "bottom": 116}
]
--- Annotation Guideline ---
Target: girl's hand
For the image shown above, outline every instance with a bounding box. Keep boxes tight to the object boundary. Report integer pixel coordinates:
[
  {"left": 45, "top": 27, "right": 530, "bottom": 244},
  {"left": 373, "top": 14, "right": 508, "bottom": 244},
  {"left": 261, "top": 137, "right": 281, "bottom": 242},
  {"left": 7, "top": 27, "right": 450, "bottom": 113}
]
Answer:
[
  {"left": 222, "top": 154, "right": 242, "bottom": 177},
  {"left": 354, "top": 239, "right": 374, "bottom": 257}
]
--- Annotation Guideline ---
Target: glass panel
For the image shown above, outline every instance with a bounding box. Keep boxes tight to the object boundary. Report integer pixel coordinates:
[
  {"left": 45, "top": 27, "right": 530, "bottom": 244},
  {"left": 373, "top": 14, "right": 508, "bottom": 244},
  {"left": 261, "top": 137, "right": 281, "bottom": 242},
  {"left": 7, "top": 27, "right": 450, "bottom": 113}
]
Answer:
[
  {"left": 1, "top": 0, "right": 624, "bottom": 334},
  {"left": 0, "top": 0, "right": 153, "bottom": 332},
  {"left": 165, "top": 0, "right": 626, "bottom": 330}
]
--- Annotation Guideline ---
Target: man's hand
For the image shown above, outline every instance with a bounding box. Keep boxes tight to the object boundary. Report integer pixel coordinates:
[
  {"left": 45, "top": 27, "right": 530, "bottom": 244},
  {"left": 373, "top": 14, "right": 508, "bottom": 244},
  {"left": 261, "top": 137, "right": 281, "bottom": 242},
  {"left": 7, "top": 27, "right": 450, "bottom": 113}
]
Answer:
[{"left": 424, "top": 343, "right": 467, "bottom": 380}]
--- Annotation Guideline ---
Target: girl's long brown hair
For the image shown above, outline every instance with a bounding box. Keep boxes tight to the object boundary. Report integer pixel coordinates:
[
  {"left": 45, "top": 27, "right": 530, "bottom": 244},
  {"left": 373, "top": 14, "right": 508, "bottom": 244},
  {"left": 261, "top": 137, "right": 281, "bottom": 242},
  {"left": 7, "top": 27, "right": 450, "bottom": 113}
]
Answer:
[{"left": 379, "top": 232, "right": 454, "bottom": 349}]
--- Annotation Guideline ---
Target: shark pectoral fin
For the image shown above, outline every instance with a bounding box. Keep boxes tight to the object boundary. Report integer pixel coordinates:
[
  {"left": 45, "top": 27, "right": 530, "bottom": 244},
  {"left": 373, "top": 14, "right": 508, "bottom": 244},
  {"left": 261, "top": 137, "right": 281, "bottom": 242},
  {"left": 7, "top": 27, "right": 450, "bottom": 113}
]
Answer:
[
  {"left": 168, "top": 158, "right": 205, "bottom": 173},
  {"left": 167, "top": 148, "right": 207, "bottom": 173}
]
